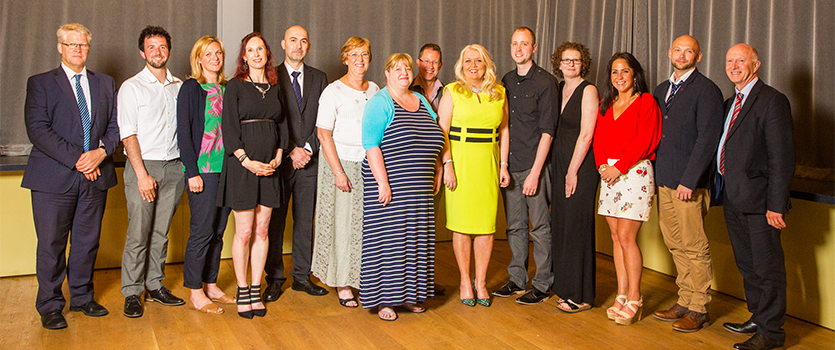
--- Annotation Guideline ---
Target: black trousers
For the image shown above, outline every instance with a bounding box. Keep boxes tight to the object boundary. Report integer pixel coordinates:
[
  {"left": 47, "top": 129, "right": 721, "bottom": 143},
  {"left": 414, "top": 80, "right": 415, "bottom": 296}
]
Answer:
[
  {"left": 724, "top": 200, "right": 787, "bottom": 342},
  {"left": 32, "top": 174, "right": 106, "bottom": 315},
  {"left": 182, "top": 173, "right": 231, "bottom": 289},
  {"left": 265, "top": 171, "right": 317, "bottom": 283}
]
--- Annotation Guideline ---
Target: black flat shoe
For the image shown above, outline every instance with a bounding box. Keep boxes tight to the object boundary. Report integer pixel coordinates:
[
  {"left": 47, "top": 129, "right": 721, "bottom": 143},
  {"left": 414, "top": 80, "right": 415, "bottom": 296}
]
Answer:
[
  {"left": 724, "top": 320, "right": 758, "bottom": 334},
  {"left": 41, "top": 310, "right": 67, "bottom": 330},
  {"left": 146, "top": 287, "right": 185, "bottom": 306},
  {"left": 69, "top": 300, "right": 109, "bottom": 317},
  {"left": 263, "top": 282, "right": 283, "bottom": 302},
  {"left": 123, "top": 295, "right": 143, "bottom": 318},
  {"left": 250, "top": 284, "right": 266, "bottom": 317},
  {"left": 292, "top": 279, "right": 328, "bottom": 296}
]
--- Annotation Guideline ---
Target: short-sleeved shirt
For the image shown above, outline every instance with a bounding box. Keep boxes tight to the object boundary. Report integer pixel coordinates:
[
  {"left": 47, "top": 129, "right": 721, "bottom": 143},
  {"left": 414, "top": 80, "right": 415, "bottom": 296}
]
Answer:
[
  {"left": 502, "top": 62, "right": 560, "bottom": 172},
  {"left": 117, "top": 66, "right": 182, "bottom": 160},
  {"left": 316, "top": 80, "right": 379, "bottom": 162}
]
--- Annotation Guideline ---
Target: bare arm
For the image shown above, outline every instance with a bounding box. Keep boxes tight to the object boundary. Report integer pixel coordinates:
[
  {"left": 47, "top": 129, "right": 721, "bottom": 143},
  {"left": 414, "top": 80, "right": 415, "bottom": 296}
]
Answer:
[
  {"left": 123, "top": 135, "right": 157, "bottom": 202},
  {"left": 366, "top": 147, "right": 391, "bottom": 205},
  {"left": 498, "top": 99, "right": 510, "bottom": 187},
  {"left": 318, "top": 127, "right": 352, "bottom": 192},
  {"left": 565, "top": 84, "right": 599, "bottom": 198},
  {"left": 437, "top": 88, "right": 456, "bottom": 190}
]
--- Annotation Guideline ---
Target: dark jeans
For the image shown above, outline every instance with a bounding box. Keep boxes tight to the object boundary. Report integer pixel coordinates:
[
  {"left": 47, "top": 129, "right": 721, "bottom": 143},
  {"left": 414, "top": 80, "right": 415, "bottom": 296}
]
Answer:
[{"left": 183, "top": 173, "right": 231, "bottom": 289}]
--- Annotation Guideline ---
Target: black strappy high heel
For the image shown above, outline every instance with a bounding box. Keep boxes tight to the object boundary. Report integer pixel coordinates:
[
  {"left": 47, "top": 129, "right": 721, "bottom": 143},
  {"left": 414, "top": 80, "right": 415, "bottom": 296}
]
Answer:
[
  {"left": 236, "top": 286, "right": 253, "bottom": 319},
  {"left": 250, "top": 284, "right": 266, "bottom": 317}
]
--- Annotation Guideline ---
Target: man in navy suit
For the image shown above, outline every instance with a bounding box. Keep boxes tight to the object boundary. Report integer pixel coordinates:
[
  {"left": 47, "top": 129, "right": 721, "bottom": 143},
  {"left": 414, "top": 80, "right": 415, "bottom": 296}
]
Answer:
[
  {"left": 22, "top": 23, "right": 119, "bottom": 330},
  {"left": 718, "top": 43, "right": 795, "bottom": 350},
  {"left": 651, "top": 35, "right": 723, "bottom": 332},
  {"left": 264, "top": 25, "right": 329, "bottom": 300}
]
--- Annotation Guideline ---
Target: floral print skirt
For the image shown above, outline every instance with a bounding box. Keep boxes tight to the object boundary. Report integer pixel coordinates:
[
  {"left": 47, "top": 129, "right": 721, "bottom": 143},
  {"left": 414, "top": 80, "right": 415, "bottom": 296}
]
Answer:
[{"left": 597, "top": 159, "right": 654, "bottom": 222}]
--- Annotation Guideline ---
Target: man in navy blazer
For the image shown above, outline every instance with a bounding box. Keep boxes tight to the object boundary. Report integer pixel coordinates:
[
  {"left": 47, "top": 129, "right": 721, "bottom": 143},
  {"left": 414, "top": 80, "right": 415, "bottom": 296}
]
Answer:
[
  {"left": 718, "top": 43, "right": 795, "bottom": 350},
  {"left": 22, "top": 23, "right": 119, "bottom": 330},
  {"left": 264, "top": 25, "right": 329, "bottom": 300},
  {"left": 651, "top": 35, "right": 723, "bottom": 332}
]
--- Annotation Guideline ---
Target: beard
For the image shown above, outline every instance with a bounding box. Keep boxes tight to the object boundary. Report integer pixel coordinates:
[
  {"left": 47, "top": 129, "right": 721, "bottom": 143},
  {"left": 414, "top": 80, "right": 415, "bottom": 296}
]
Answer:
[
  {"left": 147, "top": 56, "right": 169, "bottom": 69},
  {"left": 672, "top": 60, "right": 696, "bottom": 72}
]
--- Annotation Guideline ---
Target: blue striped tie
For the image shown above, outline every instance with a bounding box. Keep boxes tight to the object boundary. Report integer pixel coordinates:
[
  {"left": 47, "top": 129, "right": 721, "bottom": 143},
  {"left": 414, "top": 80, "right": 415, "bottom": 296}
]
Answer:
[
  {"left": 665, "top": 81, "right": 683, "bottom": 110},
  {"left": 74, "top": 74, "right": 91, "bottom": 152},
  {"left": 291, "top": 71, "right": 303, "bottom": 111}
]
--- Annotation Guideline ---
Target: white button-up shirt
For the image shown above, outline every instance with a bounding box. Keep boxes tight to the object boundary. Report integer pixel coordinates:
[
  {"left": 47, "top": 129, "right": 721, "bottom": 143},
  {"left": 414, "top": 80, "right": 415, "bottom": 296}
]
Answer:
[
  {"left": 61, "top": 62, "right": 91, "bottom": 112},
  {"left": 284, "top": 61, "right": 304, "bottom": 96},
  {"left": 117, "top": 66, "right": 182, "bottom": 160}
]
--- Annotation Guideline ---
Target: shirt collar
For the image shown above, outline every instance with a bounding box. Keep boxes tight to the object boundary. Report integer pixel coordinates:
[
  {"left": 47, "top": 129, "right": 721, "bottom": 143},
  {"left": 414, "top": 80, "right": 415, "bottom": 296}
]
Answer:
[
  {"left": 736, "top": 77, "right": 758, "bottom": 96},
  {"left": 515, "top": 61, "right": 539, "bottom": 81},
  {"left": 284, "top": 61, "right": 304, "bottom": 76},
  {"left": 669, "top": 67, "right": 696, "bottom": 85},
  {"left": 139, "top": 65, "right": 178, "bottom": 85},
  {"left": 61, "top": 62, "right": 87, "bottom": 81}
]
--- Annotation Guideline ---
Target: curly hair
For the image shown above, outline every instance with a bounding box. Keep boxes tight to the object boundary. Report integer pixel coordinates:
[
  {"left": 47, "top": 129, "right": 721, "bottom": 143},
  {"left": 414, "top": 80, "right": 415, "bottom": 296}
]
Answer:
[
  {"left": 551, "top": 41, "right": 591, "bottom": 79},
  {"left": 138, "top": 25, "right": 171, "bottom": 52},
  {"left": 452, "top": 44, "right": 503, "bottom": 102}
]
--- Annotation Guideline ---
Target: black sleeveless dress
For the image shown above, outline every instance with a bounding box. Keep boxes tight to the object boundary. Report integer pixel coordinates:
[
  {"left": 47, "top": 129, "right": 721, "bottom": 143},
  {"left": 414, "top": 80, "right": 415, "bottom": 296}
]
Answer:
[{"left": 551, "top": 80, "right": 599, "bottom": 305}]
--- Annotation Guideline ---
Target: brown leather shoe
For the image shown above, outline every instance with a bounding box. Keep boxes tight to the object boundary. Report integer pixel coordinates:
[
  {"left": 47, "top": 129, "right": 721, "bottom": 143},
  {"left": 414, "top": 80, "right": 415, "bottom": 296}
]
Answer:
[
  {"left": 653, "top": 303, "right": 688, "bottom": 322},
  {"left": 672, "top": 311, "right": 710, "bottom": 333}
]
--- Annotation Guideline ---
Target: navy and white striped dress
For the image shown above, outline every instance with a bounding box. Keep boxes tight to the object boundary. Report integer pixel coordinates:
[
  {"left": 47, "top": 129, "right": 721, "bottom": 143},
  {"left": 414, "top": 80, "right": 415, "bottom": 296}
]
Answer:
[{"left": 359, "top": 101, "right": 444, "bottom": 309}]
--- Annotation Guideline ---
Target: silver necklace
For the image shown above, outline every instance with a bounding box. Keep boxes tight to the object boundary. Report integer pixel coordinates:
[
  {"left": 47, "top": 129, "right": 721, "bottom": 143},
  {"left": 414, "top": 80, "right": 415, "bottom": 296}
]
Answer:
[{"left": 248, "top": 74, "right": 270, "bottom": 99}]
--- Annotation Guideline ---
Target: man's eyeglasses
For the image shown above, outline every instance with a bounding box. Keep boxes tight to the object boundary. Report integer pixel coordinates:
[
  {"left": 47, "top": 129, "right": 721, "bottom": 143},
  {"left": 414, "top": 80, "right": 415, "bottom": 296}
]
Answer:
[
  {"left": 419, "top": 58, "right": 441, "bottom": 67},
  {"left": 62, "top": 43, "right": 90, "bottom": 50}
]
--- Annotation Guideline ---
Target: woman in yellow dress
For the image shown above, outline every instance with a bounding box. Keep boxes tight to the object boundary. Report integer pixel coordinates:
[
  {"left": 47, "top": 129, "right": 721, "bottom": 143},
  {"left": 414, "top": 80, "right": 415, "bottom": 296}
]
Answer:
[{"left": 437, "top": 44, "right": 510, "bottom": 307}]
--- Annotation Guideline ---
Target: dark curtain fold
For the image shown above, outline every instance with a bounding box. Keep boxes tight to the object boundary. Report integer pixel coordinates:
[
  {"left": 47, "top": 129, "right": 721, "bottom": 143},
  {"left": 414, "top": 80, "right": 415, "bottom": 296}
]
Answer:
[{"left": 0, "top": 0, "right": 216, "bottom": 155}]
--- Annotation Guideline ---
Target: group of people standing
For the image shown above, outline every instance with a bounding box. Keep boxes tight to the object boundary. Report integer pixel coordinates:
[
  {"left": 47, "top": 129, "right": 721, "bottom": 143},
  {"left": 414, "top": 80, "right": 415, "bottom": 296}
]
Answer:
[{"left": 24, "top": 21, "right": 794, "bottom": 350}]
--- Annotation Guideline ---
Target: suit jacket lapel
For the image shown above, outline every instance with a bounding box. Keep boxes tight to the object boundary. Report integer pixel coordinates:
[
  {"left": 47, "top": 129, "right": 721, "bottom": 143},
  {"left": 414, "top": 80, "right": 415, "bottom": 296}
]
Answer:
[
  {"left": 301, "top": 65, "right": 314, "bottom": 112},
  {"left": 88, "top": 71, "right": 100, "bottom": 123},
  {"left": 54, "top": 67, "right": 81, "bottom": 120},
  {"left": 727, "top": 79, "right": 763, "bottom": 139},
  {"left": 667, "top": 68, "right": 699, "bottom": 111}
]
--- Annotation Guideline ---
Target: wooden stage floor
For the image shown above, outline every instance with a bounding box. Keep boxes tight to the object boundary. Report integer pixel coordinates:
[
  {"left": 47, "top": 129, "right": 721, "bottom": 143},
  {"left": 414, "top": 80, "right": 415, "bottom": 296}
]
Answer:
[{"left": 1, "top": 242, "right": 832, "bottom": 349}]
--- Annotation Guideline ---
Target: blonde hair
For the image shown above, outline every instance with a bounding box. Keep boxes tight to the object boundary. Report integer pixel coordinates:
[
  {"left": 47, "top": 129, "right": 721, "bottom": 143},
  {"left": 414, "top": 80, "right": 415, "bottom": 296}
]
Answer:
[
  {"left": 453, "top": 44, "right": 502, "bottom": 102},
  {"left": 189, "top": 36, "right": 226, "bottom": 85},
  {"left": 340, "top": 37, "right": 371, "bottom": 63},
  {"left": 57, "top": 23, "right": 91, "bottom": 44},
  {"left": 384, "top": 53, "right": 414, "bottom": 74}
]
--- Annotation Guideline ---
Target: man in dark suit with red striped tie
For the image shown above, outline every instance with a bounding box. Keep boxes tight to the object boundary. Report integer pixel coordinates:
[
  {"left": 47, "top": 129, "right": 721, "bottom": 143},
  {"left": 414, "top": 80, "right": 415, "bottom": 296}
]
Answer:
[
  {"left": 23, "top": 23, "right": 119, "bottom": 329},
  {"left": 717, "top": 43, "right": 795, "bottom": 350}
]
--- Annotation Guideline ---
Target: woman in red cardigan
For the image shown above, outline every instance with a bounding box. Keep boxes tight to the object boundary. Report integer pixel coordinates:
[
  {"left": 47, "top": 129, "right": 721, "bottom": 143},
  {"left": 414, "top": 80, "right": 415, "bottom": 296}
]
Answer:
[{"left": 593, "top": 52, "right": 661, "bottom": 326}]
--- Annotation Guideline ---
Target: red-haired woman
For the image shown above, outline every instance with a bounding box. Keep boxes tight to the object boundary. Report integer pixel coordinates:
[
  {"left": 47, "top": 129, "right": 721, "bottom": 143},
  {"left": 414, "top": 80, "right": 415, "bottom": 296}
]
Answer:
[{"left": 218, "top": 32, "right": 288, "bottom": 319}]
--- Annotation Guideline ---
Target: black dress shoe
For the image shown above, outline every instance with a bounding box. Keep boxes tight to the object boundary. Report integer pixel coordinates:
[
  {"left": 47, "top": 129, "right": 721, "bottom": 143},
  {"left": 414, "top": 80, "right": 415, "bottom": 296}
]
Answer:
[
  {"left": 291, "top": 279, "right": 328, "bottom": 296},
  {"left": 146, "top": 286, "right": 185, "bottom": 306},
  {"left": 124, "top": 295, "right": 143, "bottom": 318},
  {"left": 733, "top": 334, "right": 784, "bottom": 350},
  {"left": 69, "top": 301, "right": 109, "bottom": 317},
  {"left": 41, "top": 310, "right": 68, "bottom": 330},
  {"left": 263, "top": 282, "right": 283, "bottom": 302},
  {"left": 724, "top": 320, "right": 758, "bottom": 334}
]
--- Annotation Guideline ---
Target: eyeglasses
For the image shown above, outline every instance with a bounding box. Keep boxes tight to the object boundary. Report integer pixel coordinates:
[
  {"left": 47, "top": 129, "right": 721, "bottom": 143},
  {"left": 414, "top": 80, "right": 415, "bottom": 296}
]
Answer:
[
  {"left": 419, "top": 58, "right": 441, "bottom": 66},
  {"left": 347, "top": 52, "right": 370, "bottom": 59},
  {"left": 61, "top": 42, "right": 90, "bottom": 50},
  {"left": 560, "top": 58, "right": 581, "bottom": 65}
]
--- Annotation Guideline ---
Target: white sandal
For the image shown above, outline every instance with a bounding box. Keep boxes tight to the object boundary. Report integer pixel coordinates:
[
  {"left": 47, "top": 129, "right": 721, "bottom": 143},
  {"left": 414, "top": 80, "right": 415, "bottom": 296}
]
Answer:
[
  {"left": 606, "top": 294, "right": 627, "bottom": 320},
  {"left": 615, "top": 298, "right": 644, "bottom": 326}
]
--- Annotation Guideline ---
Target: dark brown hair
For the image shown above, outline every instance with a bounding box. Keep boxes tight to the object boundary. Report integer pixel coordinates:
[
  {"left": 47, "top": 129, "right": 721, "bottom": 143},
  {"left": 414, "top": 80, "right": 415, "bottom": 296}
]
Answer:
[{"left": 551, "top": 41, "right": 592, "bottom": 79}]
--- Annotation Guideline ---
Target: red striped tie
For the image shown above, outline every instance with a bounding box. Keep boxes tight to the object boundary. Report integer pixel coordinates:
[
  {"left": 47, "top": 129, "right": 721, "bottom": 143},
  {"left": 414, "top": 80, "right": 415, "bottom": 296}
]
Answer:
[{"left": 719, "top": 92, "right": 743, "bottom": 175}]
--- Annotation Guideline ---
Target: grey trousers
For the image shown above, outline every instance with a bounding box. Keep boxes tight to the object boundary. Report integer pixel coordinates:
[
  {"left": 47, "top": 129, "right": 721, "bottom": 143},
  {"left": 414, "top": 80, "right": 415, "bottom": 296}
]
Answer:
[
  {"left": 502, "top": 167, "right": 553, "bottom": 292},
  {"left": 121, "top": 159, "right": 185, "bottom": 297}
]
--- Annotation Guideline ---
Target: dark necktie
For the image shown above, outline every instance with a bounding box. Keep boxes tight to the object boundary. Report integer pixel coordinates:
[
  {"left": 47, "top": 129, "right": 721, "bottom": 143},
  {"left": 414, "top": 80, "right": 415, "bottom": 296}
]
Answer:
[
  {"left": 719, "top": 92, "right": 744, "bottom": 175},
  {"left": 74, "top": 74, "right": 91, "bottom": 151},
  {"left": 291, "top": 71, "right": 302, "bottom": 111},
  {"left": 665, "top": 81, "right": 683, "bottom": 110}
]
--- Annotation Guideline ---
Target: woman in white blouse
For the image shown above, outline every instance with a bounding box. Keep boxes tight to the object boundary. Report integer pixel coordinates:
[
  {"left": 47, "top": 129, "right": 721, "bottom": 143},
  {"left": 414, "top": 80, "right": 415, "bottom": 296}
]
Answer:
[{"left": 311, "top": 37, "right": 379, "bottom": 308}]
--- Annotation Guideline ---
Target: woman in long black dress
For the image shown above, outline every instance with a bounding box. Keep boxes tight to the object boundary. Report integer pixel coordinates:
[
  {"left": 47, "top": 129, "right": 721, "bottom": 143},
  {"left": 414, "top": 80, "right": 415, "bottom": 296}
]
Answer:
[
  {"left": 360, "top": 53, "right": 444, "bottom": 321},
  {"left": 550, "top": 42, "right": 600, "bottom": 313},
  {"left": 218, "top": 32, "right": 288, "bottom": 319}
]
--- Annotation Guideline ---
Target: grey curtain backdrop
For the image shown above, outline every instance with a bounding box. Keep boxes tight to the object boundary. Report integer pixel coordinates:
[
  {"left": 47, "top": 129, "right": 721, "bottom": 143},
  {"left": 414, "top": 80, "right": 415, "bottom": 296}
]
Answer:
[
  {"left": 2, "top": 0, "right": 832, "bottom": 186},
  {"left": 255, "top": 0, "right": 538, "bottom": 90},
  {"left": 537, "top": 0, "right": 834, "bottom": 184},
  {"left": 0, "top": 0, "right": 216, "bottom": 155}
]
